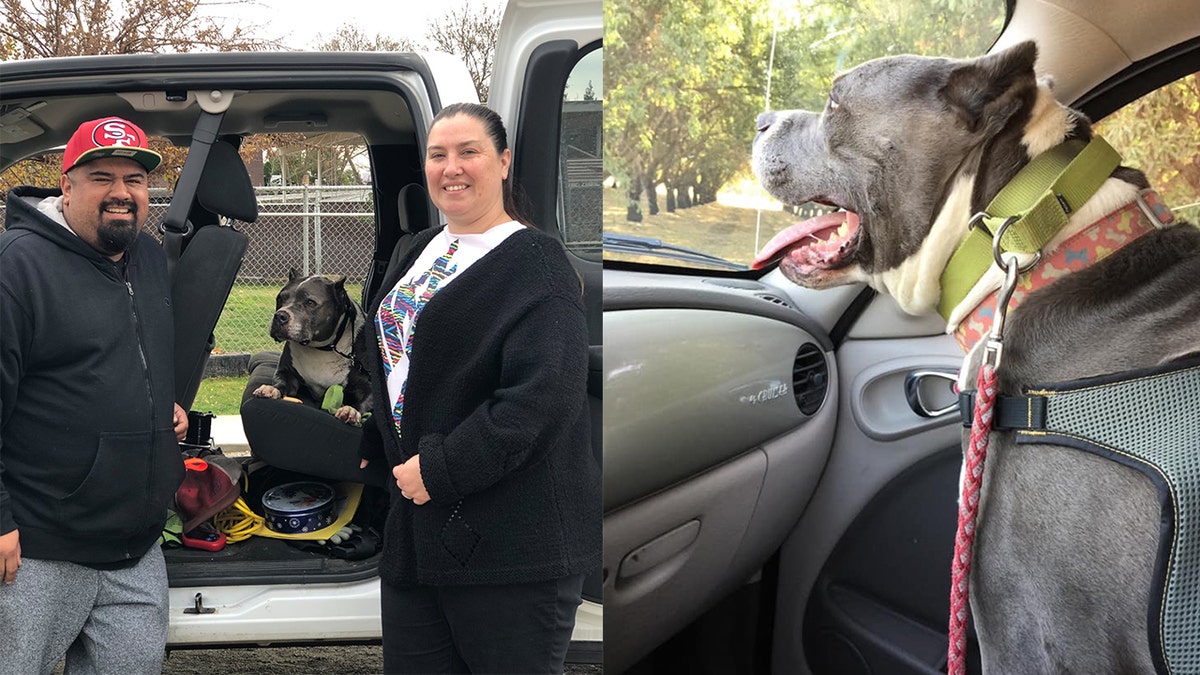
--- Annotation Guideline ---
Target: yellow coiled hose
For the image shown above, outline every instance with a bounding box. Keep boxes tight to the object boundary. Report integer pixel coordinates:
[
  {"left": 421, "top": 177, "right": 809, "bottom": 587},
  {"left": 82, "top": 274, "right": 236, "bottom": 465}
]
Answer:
[{"left": 213, "top": 496, "right": 264, "bottom": 543}]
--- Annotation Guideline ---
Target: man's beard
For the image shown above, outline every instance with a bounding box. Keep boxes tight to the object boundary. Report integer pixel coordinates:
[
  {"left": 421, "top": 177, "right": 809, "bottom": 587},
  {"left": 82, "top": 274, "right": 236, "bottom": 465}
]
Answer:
[{"left": 96, "top": 201, "right": 140, "bottom": 255}]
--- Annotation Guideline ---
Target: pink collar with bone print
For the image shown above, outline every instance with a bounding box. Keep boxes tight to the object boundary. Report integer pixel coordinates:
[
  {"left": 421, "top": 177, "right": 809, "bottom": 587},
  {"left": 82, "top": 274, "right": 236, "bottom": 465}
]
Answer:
[{"left": 954, "top": 188, "right": 1177, "bottom": 352}]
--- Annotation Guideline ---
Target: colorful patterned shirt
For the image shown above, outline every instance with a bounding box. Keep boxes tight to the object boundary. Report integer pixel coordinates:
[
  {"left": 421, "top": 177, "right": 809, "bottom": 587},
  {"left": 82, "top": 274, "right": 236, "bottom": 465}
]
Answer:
[{"left": 375, "top": 221, "right": 524, "bottom": 436}]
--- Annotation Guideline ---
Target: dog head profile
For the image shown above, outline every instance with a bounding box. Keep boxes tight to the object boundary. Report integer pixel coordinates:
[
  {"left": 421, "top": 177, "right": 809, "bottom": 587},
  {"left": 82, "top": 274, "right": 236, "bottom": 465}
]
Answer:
[{"left": 752, "top": 41, "right": 1062, "bottom": 315}]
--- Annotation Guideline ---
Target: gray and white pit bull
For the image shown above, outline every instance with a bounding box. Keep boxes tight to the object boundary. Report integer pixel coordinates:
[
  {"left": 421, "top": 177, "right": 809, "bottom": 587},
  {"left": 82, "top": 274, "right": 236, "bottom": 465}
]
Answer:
[
  {"left": 252, "top": 268, "right": 372, "bottom": 425},
  {"left": 753, "top": 41, "right": 1200, "bottom": 673}
]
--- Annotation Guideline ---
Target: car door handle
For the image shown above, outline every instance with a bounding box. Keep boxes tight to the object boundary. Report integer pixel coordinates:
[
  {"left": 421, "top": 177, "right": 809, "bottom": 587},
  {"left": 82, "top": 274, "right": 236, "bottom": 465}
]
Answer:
[{"left": 904, "top": 369, "right": 959, "bottom": 418}]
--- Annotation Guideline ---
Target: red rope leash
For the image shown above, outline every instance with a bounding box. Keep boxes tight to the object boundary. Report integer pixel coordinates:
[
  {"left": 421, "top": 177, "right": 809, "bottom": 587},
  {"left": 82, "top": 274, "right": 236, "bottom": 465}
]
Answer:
[{"left": 947, "top": 362, "right": 998, "bottom": 675}]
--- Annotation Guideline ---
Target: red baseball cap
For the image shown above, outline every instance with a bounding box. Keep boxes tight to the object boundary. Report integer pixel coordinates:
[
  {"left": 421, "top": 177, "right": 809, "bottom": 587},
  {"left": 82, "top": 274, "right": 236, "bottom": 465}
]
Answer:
[{"left": 62, "top": 116, "right": 162, "bottom": 174}]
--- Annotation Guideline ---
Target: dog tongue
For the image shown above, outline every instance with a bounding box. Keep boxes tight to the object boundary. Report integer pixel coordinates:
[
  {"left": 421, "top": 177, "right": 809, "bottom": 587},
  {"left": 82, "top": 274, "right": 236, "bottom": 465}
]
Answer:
[{"left": 752, "top": 211, "right": 859, "bottom": 270}]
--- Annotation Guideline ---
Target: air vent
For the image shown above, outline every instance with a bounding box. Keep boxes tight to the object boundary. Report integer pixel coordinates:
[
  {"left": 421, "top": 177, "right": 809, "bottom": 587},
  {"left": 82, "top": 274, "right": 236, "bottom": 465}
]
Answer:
[
  {"left": 756, "top": 293, "right": 793, "bottom": 309},
  {"left": 793, "top": 343, "right": 828, "bottom": 415}
]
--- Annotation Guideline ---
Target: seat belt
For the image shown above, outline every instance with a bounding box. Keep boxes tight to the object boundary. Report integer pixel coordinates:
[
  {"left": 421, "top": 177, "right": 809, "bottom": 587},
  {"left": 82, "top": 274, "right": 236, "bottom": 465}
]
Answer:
[{"left": 160, "top": 111, "right": 225, "bottom": 284}]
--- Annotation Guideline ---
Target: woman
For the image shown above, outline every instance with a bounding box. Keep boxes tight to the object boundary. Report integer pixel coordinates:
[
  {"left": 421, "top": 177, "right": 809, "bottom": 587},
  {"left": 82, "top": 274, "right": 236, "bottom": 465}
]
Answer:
[{"left": 358, "top": 102, "right": 600, "bottom": 674}]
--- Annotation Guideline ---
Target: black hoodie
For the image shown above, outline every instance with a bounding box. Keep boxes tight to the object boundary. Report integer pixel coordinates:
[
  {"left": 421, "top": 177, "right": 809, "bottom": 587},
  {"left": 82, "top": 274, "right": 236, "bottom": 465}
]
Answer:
[{"left": 0, "top": 186, "right": 183, "bottom": 564}]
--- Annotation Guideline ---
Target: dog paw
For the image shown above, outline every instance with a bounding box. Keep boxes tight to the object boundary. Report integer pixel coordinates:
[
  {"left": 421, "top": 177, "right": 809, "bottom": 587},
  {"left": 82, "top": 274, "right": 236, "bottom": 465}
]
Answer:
[
  {"left": 253, "top": 384, "right": 282, "bottom": 399},
  {"left": 334, "top": 405, "right": 362, "bottom": 425}
]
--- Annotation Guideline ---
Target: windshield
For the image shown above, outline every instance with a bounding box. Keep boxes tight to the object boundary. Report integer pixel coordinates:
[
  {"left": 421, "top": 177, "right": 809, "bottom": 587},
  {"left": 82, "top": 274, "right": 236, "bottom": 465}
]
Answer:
[{"left": 602, "top": 0, "right": 1008, "bottom": 271}]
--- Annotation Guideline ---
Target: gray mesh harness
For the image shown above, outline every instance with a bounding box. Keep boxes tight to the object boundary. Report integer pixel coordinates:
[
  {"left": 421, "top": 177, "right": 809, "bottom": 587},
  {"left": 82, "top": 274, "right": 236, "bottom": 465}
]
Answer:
[{"left": 961, "top": 356, "right": 1200, "bottom": 674}]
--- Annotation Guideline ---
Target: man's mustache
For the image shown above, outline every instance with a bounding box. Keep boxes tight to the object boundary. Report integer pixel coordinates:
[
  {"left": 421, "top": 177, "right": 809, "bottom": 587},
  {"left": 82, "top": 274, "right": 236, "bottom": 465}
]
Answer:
[{"left": 100, "top": 199, "right": 138, "bottom": 217}]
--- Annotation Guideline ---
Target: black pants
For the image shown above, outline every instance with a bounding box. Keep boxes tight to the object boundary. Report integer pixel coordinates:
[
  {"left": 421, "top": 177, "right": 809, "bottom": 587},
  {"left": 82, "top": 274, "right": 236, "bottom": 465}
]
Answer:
[{"left": 380, "top": 574, "right": 585, "bottom": 674}]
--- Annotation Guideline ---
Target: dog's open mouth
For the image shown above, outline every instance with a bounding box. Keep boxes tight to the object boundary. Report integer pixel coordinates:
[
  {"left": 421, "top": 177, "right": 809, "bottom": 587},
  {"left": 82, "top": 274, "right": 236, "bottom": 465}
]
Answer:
[{"left": 751, "top": 209, "right": 862, "bottom": 272}]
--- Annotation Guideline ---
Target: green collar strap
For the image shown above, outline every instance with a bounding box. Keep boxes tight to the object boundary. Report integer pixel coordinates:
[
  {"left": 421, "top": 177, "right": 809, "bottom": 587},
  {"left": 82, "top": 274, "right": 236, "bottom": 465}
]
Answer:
[{"left": 937, "top": 136, "right": 1122, "bottom": 321}]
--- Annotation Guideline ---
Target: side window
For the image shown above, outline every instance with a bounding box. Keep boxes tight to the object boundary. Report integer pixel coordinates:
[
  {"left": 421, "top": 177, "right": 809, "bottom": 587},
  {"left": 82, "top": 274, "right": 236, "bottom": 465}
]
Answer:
[
  {"left": 1093, "top": 72, "right": 1200, "bottom": 224},
  {"left": 559, "top": 45, "right": 603, "bottom": 260}
]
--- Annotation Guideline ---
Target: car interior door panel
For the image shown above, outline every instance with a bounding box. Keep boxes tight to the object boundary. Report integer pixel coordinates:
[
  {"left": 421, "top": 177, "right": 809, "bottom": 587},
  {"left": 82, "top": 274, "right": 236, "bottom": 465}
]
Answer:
[
  {"left": 802, "top": 447, "right": 966, "bottom": 675},
  {"left": 850, "top": 355, "right": 962, "bottom": 441},
  {"left": 770, "top": 315, "right": 965, "bottom": 675}
]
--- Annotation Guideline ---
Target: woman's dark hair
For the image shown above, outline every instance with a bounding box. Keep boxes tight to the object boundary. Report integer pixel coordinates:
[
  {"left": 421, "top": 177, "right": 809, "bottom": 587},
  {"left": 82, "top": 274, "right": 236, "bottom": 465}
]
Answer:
[{"left": 429, "top": 102, "right": 533, "bottom": 226}]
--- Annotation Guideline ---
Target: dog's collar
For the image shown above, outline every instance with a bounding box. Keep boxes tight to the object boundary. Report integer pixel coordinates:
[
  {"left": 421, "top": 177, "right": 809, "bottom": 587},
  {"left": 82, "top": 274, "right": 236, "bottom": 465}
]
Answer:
[
  {"left": 312, "top": 305, "right": 355, "bottom": 355},
  {"left": 938, "top": 136, "right": 1122, "bottom": 321},
  {"left": 954, "top": 188, "right": 1175, "bottom": 350},
  {"left": 312, "top": 307, "right": 367, "bottom": 374}
]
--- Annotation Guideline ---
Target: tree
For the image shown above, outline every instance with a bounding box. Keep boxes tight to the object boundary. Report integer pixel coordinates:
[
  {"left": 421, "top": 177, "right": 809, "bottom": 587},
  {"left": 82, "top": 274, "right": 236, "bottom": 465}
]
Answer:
[
  {"left": 262, "top": 136, "right": 367, "bottom": 187},
  {"left": 301, "top": 26, "right": 418, "bottom": 187},
  {"left": 0, "top": 0, "right": 284, "bottom": 195},
  {"left": 0, "top": 0, "right": 280, "bottom": 59},
  {"left": 1095, "top": 73, "right": 1200, "bottom": 222},
  {"left": 316, "top": 23, "right": 415, "bottom": 52},
  {"left": 424, "top": 1, "right": 502, "bottom": 102},
  {"left": 605, "top": 0, "right": 774, "bottom": 219}
]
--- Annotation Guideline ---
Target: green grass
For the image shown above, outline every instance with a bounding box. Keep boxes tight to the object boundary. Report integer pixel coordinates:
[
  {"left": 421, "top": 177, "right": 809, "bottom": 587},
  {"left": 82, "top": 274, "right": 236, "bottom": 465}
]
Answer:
[
  {"left": 214, "top": 283, "right": 282, "bottom": 355},
  {"left": 193, "top": 376, "right": 250, "bottom": 416}
]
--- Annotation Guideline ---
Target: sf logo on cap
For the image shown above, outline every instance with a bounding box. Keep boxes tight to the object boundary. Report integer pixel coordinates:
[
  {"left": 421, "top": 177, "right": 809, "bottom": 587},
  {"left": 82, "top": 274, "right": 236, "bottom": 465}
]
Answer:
[{"left": 93, "top": 120, "right": 142, "bottom": 148}]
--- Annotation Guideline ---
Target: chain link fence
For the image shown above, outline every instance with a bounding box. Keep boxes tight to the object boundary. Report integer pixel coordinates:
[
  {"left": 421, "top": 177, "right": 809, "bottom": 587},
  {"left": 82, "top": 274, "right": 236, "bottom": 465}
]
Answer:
[{"left": 216, "top": 185, "right": 375, "bottom": 359}]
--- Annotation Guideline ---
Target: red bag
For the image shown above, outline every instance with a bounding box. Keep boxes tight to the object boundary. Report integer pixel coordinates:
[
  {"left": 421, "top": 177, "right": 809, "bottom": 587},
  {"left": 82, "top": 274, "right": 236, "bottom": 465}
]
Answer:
[{"left": 175, "top": 455, "right": 241, "bottom": 534}]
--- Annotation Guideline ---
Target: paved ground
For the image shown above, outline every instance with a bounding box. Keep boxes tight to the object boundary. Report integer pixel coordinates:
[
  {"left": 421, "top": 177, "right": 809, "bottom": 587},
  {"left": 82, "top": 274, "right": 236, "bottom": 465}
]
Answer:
[{"left": 161, "top": 645, "right": 602, "bottom": 674}]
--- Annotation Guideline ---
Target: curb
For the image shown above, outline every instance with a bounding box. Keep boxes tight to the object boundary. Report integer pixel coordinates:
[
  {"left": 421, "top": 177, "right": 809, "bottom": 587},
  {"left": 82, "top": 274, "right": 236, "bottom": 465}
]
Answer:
[{"left": 205, "top": 352, "right": 252, "bottom": 378}]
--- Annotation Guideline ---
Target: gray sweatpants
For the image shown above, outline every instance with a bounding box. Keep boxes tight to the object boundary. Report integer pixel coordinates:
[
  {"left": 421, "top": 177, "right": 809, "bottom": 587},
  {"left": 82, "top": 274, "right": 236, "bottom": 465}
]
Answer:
[{"left": 0, "top": 545, "right": 168, "bottom": 675}]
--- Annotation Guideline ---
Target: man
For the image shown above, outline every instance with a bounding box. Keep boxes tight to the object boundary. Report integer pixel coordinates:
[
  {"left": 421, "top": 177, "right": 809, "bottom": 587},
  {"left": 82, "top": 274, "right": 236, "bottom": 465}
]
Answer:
[{"left": 0, "top": 117, "right": 188, "bottom": 674}]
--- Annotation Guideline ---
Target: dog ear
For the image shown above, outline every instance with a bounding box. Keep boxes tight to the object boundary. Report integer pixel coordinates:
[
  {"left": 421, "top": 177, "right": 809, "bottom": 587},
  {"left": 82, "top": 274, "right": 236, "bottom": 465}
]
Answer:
[
  {"left": 287, "top": 267, "right": 301, "bottom": 282},
  {"left": 940, "top": 40, "right": 1038, "bottom": 133},
  {"left": 331, "top": 275, "right": 347, "bottom": 291}
]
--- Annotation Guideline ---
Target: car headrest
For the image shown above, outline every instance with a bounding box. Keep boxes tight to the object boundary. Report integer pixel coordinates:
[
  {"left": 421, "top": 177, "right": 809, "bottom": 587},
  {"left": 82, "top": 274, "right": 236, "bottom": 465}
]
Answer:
[
  {"left": 397, "top": 183, "right": 431, "bottom": 235},
  {"left": 196, "top": 140, "right": 258, "bottom": 223}
]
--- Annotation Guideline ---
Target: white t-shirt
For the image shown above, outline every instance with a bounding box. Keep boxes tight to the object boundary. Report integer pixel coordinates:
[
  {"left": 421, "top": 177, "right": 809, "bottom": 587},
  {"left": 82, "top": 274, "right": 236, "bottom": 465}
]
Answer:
[{"left": 375, "top": 221, "right": 525, "bottom": 435}]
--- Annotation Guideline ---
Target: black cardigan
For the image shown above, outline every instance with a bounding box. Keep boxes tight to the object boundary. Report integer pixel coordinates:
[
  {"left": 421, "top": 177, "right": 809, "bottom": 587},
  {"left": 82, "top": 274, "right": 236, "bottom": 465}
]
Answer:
[
  {"left": 359, "top": 225, "right": 601, "bottom": 586},
  {"left": 0, "top": 187, "right": 183, "bottom": 564}
]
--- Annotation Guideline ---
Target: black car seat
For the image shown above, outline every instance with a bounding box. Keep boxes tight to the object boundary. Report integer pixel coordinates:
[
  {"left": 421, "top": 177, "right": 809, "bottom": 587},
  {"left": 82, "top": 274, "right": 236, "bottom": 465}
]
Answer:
[
  {"left": 362, "top": 182, "right": 433, "bottom": 306},
  {"left": 388, "top": 184, "right": 432, "bottom": 271},
  {"left": 172, "top": 139, "right": 253, "bottom": 411},
  {"left": 239, "top": 183, "right": 433, "bottom": 488}
]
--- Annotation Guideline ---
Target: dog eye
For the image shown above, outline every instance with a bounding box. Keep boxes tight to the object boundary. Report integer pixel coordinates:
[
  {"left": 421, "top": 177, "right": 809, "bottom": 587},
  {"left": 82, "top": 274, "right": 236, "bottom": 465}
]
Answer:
[{"left": 305, "top": 298, "right": 317, "bottom": 307}]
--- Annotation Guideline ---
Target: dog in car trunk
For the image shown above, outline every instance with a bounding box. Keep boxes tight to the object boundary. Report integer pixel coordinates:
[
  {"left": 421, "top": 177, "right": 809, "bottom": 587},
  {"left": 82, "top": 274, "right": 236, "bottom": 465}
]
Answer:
[
  {"left": 752, "top": 40, "right": 1200, "bottom": 674},
  {"left": 252, "top": 268, "right": 372, "bottom": 425}
]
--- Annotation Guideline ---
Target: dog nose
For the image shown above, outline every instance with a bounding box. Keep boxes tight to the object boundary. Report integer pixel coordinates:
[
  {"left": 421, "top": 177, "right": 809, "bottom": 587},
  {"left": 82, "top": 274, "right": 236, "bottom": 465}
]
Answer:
[
  {"left": 757, "top": 112, "right": 776, "bottom": 132},
  {"left": 273, "top": 310, "right": 289, "bottom": 325}
]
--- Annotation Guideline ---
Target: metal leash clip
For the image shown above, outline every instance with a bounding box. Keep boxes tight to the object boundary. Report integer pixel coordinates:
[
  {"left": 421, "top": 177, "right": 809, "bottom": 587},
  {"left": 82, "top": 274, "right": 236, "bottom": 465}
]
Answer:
[
  {"left": 982, "top": 217, "right": 1039, "bottom": 371},
  {"left": 982, "top": 262, "right": 1019, "bottom": 371}
]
